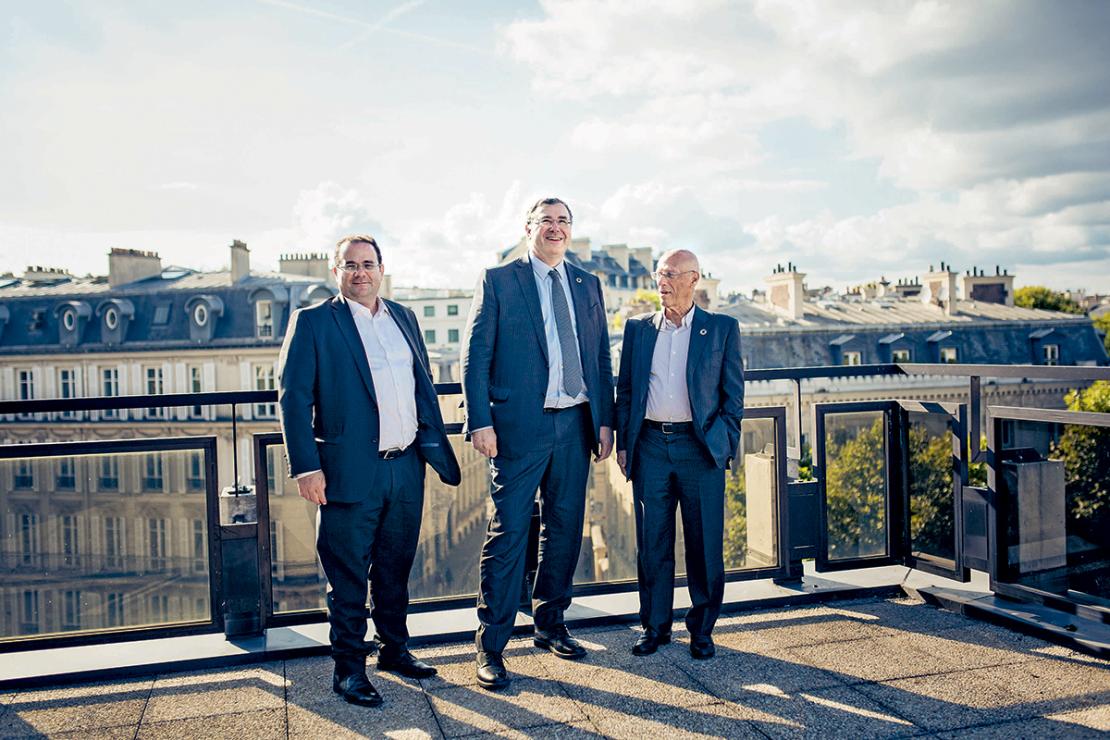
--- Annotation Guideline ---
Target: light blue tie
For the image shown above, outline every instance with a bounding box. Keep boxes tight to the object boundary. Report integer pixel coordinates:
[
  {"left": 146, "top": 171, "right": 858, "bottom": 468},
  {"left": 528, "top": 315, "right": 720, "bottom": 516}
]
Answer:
[{"left": 549, "top": 269, "right": 584, "bottom": 397}]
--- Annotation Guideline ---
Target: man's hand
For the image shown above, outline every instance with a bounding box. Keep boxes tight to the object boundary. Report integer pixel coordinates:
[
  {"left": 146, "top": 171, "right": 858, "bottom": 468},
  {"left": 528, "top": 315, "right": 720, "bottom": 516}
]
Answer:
[
  {"left": 472, "top": 427, "right": 498, "bottom": 458},
  {"left": 296, "top": 470, "right": 327, "bottom": 505},
  {"left": 617, "top": 450, "right": 627, "bottom": 477},
  {"left": 596, "top": 425, "right": 614, "bottom": 462}
]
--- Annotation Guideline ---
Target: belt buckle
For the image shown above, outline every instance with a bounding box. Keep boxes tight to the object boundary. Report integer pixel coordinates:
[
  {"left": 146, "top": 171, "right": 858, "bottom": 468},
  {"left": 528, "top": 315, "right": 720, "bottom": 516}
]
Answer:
[
  {"left": 380, "top": 447, "right": 404, "bottom": 460},
  {"left": 660, "top": 422, "right": 675, "bottom": 435}
]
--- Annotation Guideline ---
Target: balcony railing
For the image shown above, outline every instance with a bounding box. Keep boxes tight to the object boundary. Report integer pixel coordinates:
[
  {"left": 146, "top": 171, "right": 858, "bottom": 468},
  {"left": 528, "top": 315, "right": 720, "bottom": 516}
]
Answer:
[{"left": 0, "top": 362, "right": 1107, "bottom": 654}]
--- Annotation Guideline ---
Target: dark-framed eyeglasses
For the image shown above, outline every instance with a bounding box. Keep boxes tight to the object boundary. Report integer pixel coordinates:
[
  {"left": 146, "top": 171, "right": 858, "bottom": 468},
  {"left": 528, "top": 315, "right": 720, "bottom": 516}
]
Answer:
[{"left": 336, "top": 261, "right": 381, "bottom": 274}]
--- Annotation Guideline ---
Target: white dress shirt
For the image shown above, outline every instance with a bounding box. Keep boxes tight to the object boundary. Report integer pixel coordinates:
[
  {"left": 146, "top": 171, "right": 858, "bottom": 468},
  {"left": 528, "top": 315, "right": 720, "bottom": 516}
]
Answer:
[
  {"left": 529, "top": 252, "right": 589, "bottom": 409},
  {"left": 347, "top": 297, "right": 418, "bottom": 452},
  {"left": 645, "top": 309, "right": 694, "bottom": 422}
]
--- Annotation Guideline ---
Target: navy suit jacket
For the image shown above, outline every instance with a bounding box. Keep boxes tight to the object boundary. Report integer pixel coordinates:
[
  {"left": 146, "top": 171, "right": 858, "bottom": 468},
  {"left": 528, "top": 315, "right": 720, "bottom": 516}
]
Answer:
[
  {"left": 277, "top": 295, "right": 461, "bottom": 503},
  {"left": 615, "top": 306, "right": 745, "bottom": 478},
  {"left": 462, "top": 255, "right": 615, "bottom": 459}
]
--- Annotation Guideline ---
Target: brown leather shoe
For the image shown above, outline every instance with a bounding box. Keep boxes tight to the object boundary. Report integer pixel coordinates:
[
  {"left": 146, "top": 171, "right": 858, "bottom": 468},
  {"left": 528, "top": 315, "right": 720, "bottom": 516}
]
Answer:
[{"left": 332, "top": 672, "right": 384, "bottom": 707}]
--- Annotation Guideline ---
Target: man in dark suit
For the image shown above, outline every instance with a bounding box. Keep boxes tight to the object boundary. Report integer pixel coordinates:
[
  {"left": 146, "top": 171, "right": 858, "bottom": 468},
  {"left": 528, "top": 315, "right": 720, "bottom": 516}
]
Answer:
[
  {"left": 615, "top": 248, "right": 744, "bottom": 660},
  {"left": 278, "top": 234, "right": 461, "bottom": 707},
  {"left": 462, "top": 197, "right": 614, "bottom": 690}
]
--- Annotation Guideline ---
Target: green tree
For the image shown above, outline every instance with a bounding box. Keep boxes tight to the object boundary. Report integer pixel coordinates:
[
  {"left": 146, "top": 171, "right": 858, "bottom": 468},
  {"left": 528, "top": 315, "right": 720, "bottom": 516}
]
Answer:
[
  {"left": 825, "top": 418, "right": 887, "bottom": 559},
  {"left": 1093, "top": 313, "right": 1110, "bottom": 357},
  {"left": 632, "top": 288, "right": 662, "bottom": 310},
  {"left": 1014, "top": 286, "right": 1083, "bottom": 314},
  {"left": 723, "top": 468, "right": 747, "bottom": 566},
  {"left": 1051, "top": 381, "right": 1110, "bottom": 543},
  {"left": 907, "top": 427, "right": 956, "bottom": 559}
]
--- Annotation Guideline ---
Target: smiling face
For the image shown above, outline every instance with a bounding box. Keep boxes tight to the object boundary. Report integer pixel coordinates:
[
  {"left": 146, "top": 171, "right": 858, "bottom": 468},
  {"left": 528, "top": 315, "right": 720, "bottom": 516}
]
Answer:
[
  {"left": 525, "top": 201, "right": 573, "bottom": 267},
  {"left": 654, "top": 249, "right": 700, "bottom": 316},
  {"left": 334, "top": 239, "right": 384, "bottom": 309}
]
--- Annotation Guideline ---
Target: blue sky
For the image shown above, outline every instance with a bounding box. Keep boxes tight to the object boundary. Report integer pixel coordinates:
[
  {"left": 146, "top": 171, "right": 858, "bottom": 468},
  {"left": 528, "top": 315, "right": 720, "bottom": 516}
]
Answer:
[{"left": 2, "top": 0, "right": 1109, "bottom": 295}]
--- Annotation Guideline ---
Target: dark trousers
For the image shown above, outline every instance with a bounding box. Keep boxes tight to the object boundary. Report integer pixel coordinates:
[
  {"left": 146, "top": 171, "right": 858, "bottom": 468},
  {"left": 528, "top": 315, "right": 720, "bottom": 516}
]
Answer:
[
  {"left": 316, "top": 448, "right": 424, "bottom": 676},
  {"left": 632, "top": 426, "right": 725, "bottom": 637},
  {"left": 475, "top": 404, "right": 591, "bottom": 653}
]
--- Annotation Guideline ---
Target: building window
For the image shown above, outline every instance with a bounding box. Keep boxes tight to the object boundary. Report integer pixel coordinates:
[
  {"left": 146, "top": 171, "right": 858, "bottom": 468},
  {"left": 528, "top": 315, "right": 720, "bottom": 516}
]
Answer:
[
  {"left": 62, "top": 590, "right": 83, "bottom": 630},
  {"left": 62, "top": 514, "right": 80, "bottom": 566},
  {"left": 148, "top": 518, "right": 168, "bottom": 570},
  {"left": 104, "top": 306, "right": 120, "bottom": 330},
  {"left": 152, "top": 303, "right": 170, "bottom": 325},
  {"left": 62, "top": 307, "right": 77, "bottom": 331},
  {"left": 189, "top": 365, "right": 204, "bottom": 418},
  {"left": 20, "top": 513, "right": 39, "bottom": 565},
  {"left": 145, "top": 366, "right": 165, "bottom": 419},
  {"left": 101, "top": 367, "right": 120, "bottom": 420},
  {"left": 186, "top": 451, "right": 205, "bottom": 492},
  {"left": 143, "top": 455, "right": 164, "bottom": 492},
  {"left": 56, "top": 458, "right": 76, "bottom": 491},
  {"left": 424, "top": 329, "right": 436, "bottom": 344},
  {"left": 423, "top": 305, "right": 435, "bottom": 317},
  {"left": 14, "top": 459, "right": 34, "bottom": 489},
  {"left": 1043, "top": 344, "right": 1060, "bottom": 366},
  {"left": 448, "top": 328, "right": 460, "bottom": 343},
  {"left": 105, "top": 592, "right": 124, "bottom": 627},
  {"left": 98, "top": 457, "right": 119, "bottom": 491},
  {"left": 192, "top": 302, "right": 208, "bottom": 327},
  {"left": 842, "top": 351, "right": 862, "bottom": 366},
  {"left": 192, "top": 519, "right": 206, "bottom": 573},
  {"left": 16, "top": 368, "right": 34, "bottom": 419},
  {"left": 891, "top": 348, "right": 912, "bottom": 363},
  {"left": 58, "top": 368, "right": 78, "bottom": 420},
  {"left": 20, "top": 591, "right": 40, "bottom": 634},
  {"left": 256, "top": 299, "right": 274, "bottom": 338},
  {"left": 266, "top": 449, "right": 278, "bottom": 495},
  {"left": 254, "top": 364, "right": 276, "bottom": 418},
  {"left": 103, "top": 516, "right": 123, "bottom": 569},
  {"left": 447, "top": 304, "right": 459, "bottom": 316},
  {"left": 940, "top": 347, "right": 958, "bottom": 363}
]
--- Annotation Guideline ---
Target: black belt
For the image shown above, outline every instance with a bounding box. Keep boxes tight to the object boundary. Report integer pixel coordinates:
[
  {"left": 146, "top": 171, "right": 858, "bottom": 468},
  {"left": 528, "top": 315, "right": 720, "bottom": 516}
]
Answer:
[
  {"left": 543, "top": 403, "right": 587, "bottom": 414},
  {"left": 644, "top": 420, "right": 694, "bottom": 434},
  {"left": 378, "top": 446, "right": 412, "bottom": 460}
]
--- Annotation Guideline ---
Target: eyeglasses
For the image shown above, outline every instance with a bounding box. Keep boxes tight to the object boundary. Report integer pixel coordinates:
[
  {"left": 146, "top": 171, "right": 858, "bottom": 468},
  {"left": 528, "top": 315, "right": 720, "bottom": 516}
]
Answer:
[
  {"left": 531, "top": 217, "right": 572, "bottom": 228},
  {"left": 336, "top": 261, "right": 380, "bottom": 274},
  {"left": 652, "top": 269, "right": 698, "bottom": 282}
]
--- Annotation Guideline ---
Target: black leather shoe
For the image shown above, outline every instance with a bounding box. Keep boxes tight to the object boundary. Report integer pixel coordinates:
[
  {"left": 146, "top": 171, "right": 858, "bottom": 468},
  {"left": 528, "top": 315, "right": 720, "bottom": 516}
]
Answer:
[
  {"left": 533, "top": 626, "right": 587, "bottom": 660},
  {"left": 476, "top": 651, "right": 510, "bottom": 690},
  {"left": 332, "top": 672, "right": 384, "bottom": 707},
  {"left": 378, "top": 650, "right": 437, "bottom": 679},
  {"left": 632, "top": 631, "right": 672, "bottom": 656},
  {"left": 690, "top": 634, "right": 715, "bottom": 660}
]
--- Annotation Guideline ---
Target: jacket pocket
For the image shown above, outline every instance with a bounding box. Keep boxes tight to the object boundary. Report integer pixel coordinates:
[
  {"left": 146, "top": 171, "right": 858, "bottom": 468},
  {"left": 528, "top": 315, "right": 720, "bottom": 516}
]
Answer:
[{"left": 489, "top": 385, "right": 511, "bottom": 402}]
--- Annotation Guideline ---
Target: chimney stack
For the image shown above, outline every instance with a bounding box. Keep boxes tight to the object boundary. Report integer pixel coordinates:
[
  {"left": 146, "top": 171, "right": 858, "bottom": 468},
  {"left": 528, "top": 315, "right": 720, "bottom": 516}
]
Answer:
[
  {"left": 279, "top": 252, "right": 336, "bottom": 287},
  {"left": 921, "top": 261, "right": 958, "bottom": 316},
  {"left": 230, "top": 240, "right": 250, "bottom": 282},
  {"left": 765, "top": 262, "right": 806, "bottom": 320},
  {"left": 960, "top": 264, "right": 1014, "bottom": 306},
  {"left": 108, "top": 248, "right": 162, "bottom": 288}
]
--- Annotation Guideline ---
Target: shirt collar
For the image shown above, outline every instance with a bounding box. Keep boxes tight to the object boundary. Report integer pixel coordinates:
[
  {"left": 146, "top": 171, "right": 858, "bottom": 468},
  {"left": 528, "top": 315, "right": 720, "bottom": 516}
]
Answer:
[
  {"left": 529, "top": 251, "right": 567, "bottom": 282},
  {"left": 345, "top": 295, "right": 388, "bottom": 320},
  {"left": 661, "top": 306, "right": 695, "bottom": 331}
]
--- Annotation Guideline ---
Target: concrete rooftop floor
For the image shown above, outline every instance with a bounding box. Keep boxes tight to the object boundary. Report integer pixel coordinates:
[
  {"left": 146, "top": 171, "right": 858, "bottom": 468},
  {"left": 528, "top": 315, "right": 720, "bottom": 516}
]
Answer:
[{"left": 1, "top": 595, "right": 1108, "bottom": 739}]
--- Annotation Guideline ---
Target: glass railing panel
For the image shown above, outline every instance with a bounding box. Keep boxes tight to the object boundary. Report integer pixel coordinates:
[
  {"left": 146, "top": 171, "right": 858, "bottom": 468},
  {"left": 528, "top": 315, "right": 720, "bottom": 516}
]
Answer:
[
  {"left": 905, "top": 410, "right": 957, "bottom": 564},
  {"left": 1000, "top": 419, "right": 1110, "bottom": 604},
  {"left": 823, "top": 410, "right": 888, "bottom": 561},
  {"left": 0, "top": 449, "right": 212, "bottom": 641}
]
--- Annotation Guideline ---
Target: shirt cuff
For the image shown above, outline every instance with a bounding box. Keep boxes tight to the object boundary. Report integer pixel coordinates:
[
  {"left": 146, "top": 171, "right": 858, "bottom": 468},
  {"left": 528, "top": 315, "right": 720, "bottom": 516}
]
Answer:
[
  {"left": 470, "top": 426, "right": 493, "bottom": 433},
  {"left": 294, "top": 469, "right": 322, "bottom": 479}
]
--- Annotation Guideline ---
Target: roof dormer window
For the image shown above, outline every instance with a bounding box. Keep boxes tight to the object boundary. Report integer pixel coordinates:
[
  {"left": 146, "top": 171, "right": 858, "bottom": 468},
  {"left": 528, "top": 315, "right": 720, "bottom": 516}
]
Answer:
[{"left": 193, "top": 303, "right": 209, "bottom": 327}]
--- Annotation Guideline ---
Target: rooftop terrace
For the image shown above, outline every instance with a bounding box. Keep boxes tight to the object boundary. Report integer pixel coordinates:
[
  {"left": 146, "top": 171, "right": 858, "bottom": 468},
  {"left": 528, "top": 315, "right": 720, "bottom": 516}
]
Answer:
[{"left": 1, "top": 591, "right": 1107, "bottom": 739}]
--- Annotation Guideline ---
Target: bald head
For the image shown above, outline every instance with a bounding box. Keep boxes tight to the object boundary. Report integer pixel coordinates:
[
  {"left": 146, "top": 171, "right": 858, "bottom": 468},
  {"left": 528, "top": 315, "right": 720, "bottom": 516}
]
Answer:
[{"left": 654, "top": 249, "right": 701, "bottom": 322}]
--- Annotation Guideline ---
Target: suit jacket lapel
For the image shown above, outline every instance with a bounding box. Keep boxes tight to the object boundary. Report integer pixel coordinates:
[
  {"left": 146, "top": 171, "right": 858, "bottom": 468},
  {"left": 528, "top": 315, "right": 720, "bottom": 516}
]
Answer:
[
  {"left": 331, "top": 296, "right": 377, "bottom": 406},
  {"left": 567, "top": 262, "right": 593, "bottom": 362},
  {"left": 634, "top": 312, "right": 661, "bottom": 411},
  {"left": 513, "top": 256, "right": 550, "bottom": 365},
  {"left": 686, "top": 306, "right": 709, "bottom": 394},
  {"left": 382, "top": 298, "right": 435, "bottom": 392}
]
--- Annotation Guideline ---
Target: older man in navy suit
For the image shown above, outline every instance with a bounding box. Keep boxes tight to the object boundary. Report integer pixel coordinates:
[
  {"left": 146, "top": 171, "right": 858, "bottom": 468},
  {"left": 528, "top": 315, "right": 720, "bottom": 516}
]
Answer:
[
  {"left": 615, "top": 248, "right": 744, "bottom": 660},
  {"left": 278, "top": 234, "right": 461, "bottom": 707},
  {"left": 463, "top": 197, "right": 614, "bottom": 690}
]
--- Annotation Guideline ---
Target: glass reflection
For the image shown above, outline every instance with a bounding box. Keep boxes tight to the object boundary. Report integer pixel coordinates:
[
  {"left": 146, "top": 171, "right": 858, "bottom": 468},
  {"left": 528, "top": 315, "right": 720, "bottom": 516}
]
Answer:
[
  {"left": 823, "top": 411, "right": 888, "bottom": 560},
  {"left": 1, "top": 450, "right": 212, "bottom": 641},
  {"left": 906, "top": 411, "right": 957, "bottom": 564}
]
